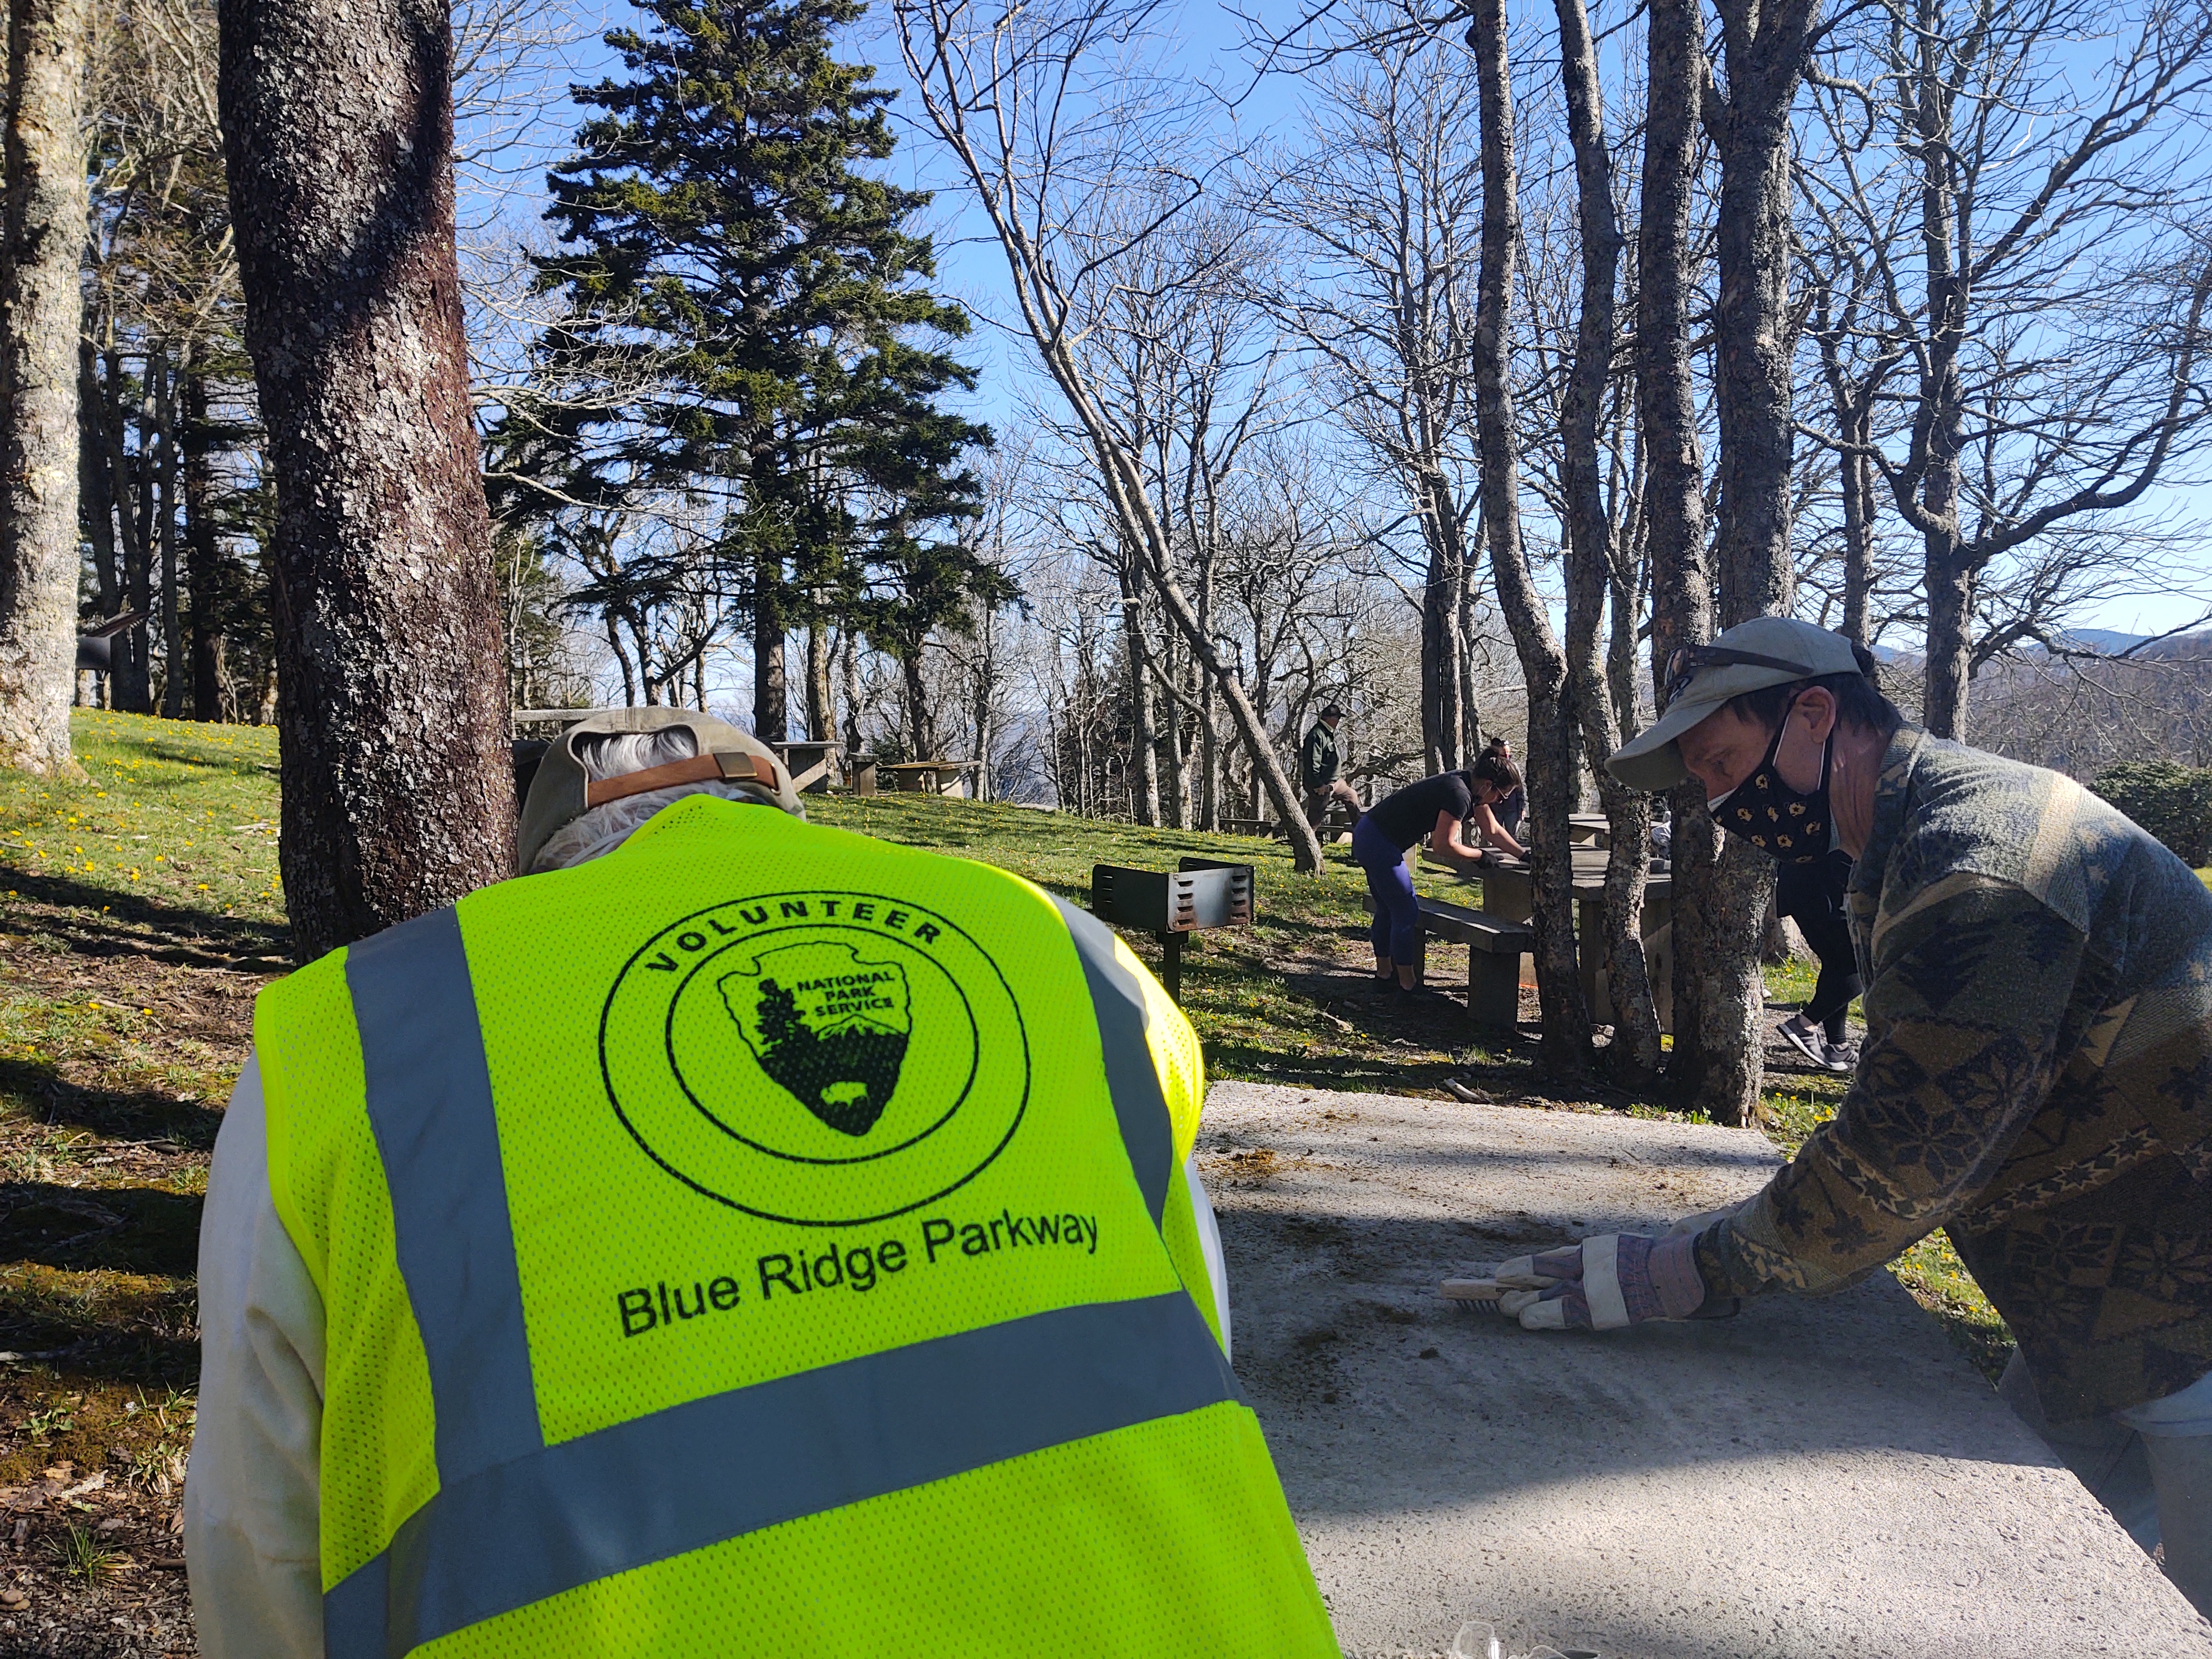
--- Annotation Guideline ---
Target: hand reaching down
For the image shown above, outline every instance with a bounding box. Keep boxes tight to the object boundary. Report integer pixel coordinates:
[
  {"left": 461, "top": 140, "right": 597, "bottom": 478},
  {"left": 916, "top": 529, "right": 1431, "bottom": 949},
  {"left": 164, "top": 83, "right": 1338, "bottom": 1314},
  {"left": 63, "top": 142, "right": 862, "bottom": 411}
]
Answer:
[{"left": 1441, "top": 1233, "right": 1735, "bottom": 1329}]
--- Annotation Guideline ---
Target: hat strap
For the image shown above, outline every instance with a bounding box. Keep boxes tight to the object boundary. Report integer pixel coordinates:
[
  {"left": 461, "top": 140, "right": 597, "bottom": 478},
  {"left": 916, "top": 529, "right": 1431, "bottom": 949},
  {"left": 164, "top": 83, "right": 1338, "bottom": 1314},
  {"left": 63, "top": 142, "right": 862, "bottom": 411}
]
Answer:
[{"left": 583, "top": 750, "right": 780, "bottom": 808}]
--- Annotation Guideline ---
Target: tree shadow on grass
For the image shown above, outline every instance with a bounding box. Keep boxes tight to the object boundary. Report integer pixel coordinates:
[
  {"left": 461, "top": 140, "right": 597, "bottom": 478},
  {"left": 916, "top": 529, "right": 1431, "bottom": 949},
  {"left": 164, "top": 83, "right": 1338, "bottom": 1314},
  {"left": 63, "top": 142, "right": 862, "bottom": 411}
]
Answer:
[
  {"left": 128, "top": 730, "right": 278, "bottom": 776},
  {"left": 0, "top": 1184, "right": 201, "bottom": 1279},
  {"left": 2, "top": 869, "right": 288, "bottom": 969},
  {"left": 0, "top": 1267, "right": 199, "bottom": 1392},
  {"left": 0, "top": 1060, "right": 224, "bottom": 1150},
  {"left": 0, "top": 1184, "right": 202, "bottom": 1393},
  {"left": 1204, "top": 1042, "right": 1476, "bottom": 1095}
]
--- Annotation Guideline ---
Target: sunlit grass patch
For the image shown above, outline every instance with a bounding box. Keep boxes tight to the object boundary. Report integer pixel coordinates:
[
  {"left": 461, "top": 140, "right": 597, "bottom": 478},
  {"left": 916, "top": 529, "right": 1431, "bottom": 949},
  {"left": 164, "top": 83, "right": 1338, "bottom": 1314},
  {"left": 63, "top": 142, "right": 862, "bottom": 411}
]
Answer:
[
  {"left": 1894, "top": 1230, "right": 2013, "bottom": 1380},
  {"left": 2, "top": 712, "right": 285, "bottom": 927},
  {"left": 1762, "top": 1078, "right": 1846, "bottom": 1152}
]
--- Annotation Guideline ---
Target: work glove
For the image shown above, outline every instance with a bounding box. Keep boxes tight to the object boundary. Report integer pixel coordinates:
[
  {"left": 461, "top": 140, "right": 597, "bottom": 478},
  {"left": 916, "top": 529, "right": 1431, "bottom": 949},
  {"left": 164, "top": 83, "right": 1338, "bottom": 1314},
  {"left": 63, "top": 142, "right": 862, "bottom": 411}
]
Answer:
[{"left": 1444, "top": 1232, "right": 1721, "bottom": 1329}]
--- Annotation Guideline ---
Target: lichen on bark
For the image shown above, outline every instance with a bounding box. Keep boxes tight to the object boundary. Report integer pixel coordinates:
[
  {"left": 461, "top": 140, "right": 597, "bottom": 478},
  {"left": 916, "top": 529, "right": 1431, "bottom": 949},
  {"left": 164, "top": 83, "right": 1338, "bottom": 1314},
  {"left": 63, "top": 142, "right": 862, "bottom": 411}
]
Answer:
[{"left": 217, "top": 0, "right": 514, "bottom": 956}]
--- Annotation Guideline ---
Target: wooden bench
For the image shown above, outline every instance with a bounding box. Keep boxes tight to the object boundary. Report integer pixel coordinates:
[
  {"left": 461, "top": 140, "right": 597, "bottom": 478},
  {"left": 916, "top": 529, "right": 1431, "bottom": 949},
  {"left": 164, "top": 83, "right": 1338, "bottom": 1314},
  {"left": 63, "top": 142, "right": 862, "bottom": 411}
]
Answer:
[{"left": 1363, "top": 891, "right": 1532, "bottom": 1027}]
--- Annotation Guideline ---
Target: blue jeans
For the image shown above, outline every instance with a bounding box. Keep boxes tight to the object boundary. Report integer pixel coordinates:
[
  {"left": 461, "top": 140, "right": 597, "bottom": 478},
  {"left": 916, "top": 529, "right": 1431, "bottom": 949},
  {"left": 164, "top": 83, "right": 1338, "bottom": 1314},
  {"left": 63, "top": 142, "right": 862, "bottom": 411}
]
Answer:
[{"left": 1353, "top": 817, "right": 1420, "bottom": 964}]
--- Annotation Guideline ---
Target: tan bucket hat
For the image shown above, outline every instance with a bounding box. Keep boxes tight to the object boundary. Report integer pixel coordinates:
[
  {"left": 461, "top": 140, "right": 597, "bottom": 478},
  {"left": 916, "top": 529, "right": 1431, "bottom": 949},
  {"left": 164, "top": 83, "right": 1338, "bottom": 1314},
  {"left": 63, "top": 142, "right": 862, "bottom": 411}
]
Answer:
[
  {"left": 518, "top": 707, "right": 802, "bottom": 874},
  {"left": 1607, "top": 616, "right": 1866, "bottom": 794}
]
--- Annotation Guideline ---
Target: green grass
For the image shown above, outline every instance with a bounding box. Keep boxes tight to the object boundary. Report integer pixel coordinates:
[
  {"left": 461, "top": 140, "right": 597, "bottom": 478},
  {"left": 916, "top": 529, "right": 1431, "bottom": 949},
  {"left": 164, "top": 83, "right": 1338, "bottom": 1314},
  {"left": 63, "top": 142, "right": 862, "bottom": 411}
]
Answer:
[
  {"left": 806, "top": 793, "right": 1524, "bottom": 1096},
  {"left": 0, "top": 711, "right": 284, "bottom": 1489}
]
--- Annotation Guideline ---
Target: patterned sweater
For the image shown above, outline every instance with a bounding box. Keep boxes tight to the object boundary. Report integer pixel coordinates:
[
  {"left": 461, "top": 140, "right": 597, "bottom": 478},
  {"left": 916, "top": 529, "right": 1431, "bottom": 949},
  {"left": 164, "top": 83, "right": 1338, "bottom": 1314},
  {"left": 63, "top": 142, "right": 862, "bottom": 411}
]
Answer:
[{"left": 1699, "top": 728, "right": 2212, "bottom": 1421}]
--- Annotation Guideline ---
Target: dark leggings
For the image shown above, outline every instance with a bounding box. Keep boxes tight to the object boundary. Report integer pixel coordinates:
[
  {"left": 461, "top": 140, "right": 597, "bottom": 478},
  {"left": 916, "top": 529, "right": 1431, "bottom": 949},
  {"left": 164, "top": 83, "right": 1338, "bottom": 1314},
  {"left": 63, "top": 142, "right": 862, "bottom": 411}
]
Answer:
[
  {"left": 1791, "top": 901, "right": 1861, "bottom": 1042},
  {"left": 1353, "top": 816, "right": 1420, "bottom": 964}
]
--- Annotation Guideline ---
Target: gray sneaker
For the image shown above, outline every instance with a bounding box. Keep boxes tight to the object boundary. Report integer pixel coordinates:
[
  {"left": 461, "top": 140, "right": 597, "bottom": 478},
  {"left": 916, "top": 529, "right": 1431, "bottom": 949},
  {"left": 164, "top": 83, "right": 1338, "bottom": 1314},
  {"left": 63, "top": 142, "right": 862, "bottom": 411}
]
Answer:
[
  {"left": 1778, "top": 1015, "right": 1827, "bottom": 1068},
  {"left": 1820, "top": 1035, "right": 1860, "bottom": 1074}
]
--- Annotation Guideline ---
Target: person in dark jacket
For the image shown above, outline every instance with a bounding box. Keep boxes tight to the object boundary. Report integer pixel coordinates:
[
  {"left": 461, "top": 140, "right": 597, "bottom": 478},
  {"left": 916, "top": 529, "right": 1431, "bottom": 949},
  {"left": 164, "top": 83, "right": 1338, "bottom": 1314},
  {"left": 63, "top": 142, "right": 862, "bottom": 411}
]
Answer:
[
  {"left": 1352, "top": 753, "right": 1524, "bottom": 992},
  {"left": 1775, "top": 848, "right": 1859, "bottom": 1073},
  {"left": 1301, "top": 705, "right": 1361, "bottom": 823}
]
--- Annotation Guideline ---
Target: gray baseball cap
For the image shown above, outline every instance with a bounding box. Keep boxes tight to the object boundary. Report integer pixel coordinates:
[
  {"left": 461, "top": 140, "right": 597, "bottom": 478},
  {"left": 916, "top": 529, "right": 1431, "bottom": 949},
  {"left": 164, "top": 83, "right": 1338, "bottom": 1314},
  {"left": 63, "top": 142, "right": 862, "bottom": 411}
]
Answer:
[
  {"left": 517, "top": 707, "right": 802, "bottom": 873},
  {"left": 1607, "top": 616, "right": 1866, "bottom": 793}
]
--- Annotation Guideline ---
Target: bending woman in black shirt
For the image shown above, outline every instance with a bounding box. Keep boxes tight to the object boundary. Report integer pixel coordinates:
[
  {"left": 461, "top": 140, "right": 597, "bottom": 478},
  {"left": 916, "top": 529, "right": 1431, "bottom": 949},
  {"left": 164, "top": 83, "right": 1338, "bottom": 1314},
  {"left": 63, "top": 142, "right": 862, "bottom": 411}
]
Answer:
[{"left": 1352, "top": 753, "right": 1525, "bottom": 989}]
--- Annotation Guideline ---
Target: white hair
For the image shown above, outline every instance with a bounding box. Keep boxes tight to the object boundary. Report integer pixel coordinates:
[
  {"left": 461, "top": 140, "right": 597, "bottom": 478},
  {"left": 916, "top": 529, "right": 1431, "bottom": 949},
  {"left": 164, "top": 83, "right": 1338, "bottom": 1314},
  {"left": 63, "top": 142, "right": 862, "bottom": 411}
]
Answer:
[{"left": 572, "top": 727, "right": 698, "bottom": 780}]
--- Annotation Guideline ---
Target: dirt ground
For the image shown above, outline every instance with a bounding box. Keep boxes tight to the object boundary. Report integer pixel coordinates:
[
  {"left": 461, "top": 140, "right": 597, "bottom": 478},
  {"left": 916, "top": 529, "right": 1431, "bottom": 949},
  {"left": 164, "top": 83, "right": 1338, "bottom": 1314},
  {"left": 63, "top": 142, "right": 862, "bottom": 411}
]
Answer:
[{"left": 0, "top": 886, "right": 272, "bottom": 1657}]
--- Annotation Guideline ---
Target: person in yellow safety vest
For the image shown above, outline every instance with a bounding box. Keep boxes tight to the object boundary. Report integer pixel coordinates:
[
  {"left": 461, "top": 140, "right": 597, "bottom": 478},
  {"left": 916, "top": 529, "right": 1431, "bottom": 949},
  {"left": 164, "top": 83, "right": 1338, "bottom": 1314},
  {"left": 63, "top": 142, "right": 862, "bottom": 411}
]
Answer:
[{"left": 185, "top": 707, "right": 1340, "bottom": 1658}]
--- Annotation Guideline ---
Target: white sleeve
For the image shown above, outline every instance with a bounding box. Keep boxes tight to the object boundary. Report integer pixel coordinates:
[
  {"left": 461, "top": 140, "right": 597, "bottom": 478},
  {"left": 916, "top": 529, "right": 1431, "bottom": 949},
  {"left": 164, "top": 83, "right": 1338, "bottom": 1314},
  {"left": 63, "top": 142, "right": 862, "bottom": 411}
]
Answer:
[
  {"left": 1183, "top": 1155, "right": 1232, "bottom": 1365},
  {"left": 185, "top": 1052, "right": 328, "bottom": 1659}
]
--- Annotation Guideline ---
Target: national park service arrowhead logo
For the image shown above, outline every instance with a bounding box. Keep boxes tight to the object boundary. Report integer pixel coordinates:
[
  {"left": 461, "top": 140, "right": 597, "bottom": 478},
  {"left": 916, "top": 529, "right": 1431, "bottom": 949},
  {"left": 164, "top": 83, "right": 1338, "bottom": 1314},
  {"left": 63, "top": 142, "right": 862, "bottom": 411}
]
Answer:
[
  {"left": 599, "top": 891, "right": 1029, "bottom": 1226},
  {"left": 721, "top": 944, "right": 911, "bottom": 1137}
]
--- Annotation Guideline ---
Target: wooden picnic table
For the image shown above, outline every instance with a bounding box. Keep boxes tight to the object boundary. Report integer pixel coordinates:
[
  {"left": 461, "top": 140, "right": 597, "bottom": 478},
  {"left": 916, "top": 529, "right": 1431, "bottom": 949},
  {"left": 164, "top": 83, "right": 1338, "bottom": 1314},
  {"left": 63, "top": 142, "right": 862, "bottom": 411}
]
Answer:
[
  {"left": 769, "top": 740, "right": 845, "bottom": 794},
  {"left": 1568, "top": 812, "right": 1611, "bottom": 848},
  {"left": 1421, "top": 844, "right": 1674, "bottom": 1031},
  {"left": 878, "top": 759, "right": 983, "bottom": 797}
]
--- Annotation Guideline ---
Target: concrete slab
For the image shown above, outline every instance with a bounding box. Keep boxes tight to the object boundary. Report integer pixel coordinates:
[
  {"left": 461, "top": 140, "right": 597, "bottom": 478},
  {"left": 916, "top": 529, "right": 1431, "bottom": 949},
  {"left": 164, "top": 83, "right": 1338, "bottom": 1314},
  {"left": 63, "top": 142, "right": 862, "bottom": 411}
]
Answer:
[{"left": 1203, "top": 1081, "right": 2211, "bottom": 1659}]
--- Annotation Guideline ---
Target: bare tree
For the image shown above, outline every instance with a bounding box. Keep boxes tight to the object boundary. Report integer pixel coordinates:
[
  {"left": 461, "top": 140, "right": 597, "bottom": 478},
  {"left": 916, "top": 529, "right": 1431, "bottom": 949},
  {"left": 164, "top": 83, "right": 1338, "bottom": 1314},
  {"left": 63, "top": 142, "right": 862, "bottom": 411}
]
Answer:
[
  {"left": 1551, "top": 0, "right": 1660, "bottom": 1083},
  {"left": 1707, "top": 0, "right": 1817, "bottom": 620},
  {"left": 0, "top": 0, "right": 92, "bottom": 774},
  {"left": 1636, "top": 0, "right": 1772, "bottom": 1123},
  {"left": 1252, "top": 19, "right": 1480, "bottom": 777},
  {"left": 1468, "top": 0, "right": 1591, "bottom": 1074},
  {"left": 1795, "top": 162, "right": 1910, "bottom": 649},
  {"left": 1650, "top": 0, "right": 1824, "bottom": 1124},
  {"left": 1802, "top": 0, "right": 2212, "bottom": 738},
  {"left": 217, "top": 0, "right": 514, "bottom": 954},
  {"left": 889, "top": 0, "right": 1326, "bottom": 871},
  {"left": 1086, "top": 199, "right": 1289, "bottom": 828}
]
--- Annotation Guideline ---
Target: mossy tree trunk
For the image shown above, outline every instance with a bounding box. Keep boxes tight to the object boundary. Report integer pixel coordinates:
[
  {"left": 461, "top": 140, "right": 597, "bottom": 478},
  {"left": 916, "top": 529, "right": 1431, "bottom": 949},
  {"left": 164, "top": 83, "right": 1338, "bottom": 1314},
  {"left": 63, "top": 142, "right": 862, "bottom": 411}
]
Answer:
[
  {"left": 0, "top": 0, "right": 90, "bottom": 775},
  {"left": 217, "top": 0, "right": 514, "bottom": 957}
]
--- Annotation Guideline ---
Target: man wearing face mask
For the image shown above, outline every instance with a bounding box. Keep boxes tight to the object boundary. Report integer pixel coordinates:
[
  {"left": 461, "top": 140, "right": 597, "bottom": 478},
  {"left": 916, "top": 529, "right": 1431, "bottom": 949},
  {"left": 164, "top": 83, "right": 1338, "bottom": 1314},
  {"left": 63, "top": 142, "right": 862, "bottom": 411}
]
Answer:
[{"left": 1465, "top": 615, "right": 2212, "bottom": 1614}]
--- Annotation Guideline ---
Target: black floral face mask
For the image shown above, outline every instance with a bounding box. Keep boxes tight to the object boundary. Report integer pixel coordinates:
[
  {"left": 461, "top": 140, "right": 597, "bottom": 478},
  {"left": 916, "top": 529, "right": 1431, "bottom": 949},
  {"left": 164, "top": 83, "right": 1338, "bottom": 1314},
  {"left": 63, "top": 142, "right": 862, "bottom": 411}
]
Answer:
[{"left": 1708, "top": 700, "right": 1835, "bottom": 863}]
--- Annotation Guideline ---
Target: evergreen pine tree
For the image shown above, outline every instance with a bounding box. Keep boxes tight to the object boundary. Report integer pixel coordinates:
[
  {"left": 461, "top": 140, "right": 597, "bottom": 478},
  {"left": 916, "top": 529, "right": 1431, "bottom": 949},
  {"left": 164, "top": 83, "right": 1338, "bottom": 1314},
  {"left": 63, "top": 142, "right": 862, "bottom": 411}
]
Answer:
[{"left": 498, "top": 0, "right": 1000, "bottom": 740}]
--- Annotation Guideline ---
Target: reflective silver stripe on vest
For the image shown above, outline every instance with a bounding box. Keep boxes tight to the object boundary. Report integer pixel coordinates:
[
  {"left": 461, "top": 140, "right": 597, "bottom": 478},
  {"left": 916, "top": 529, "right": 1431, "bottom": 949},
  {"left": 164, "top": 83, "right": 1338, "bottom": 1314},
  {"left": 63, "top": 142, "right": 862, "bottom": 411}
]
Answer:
[
  {"left": 326, "top": 899, "right": 1241, "bottom": 1658},
  {"left": 1048, "top": 895, "right": 1175, "bottom": 1225},
  {"left": 345, "top": 907, "right": 541, "bottom": 1482},
  {"left": 326, "top": 1291, "right": 1240, "bottom": 1657}
]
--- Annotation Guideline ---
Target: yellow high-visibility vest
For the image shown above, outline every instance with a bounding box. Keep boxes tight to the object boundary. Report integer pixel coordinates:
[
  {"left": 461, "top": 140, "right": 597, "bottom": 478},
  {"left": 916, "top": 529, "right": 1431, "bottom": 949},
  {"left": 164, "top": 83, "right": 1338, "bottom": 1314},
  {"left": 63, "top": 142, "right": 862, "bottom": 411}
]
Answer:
[{"left": 254, "top": 795, "right": 1339, "bottom": 1657}]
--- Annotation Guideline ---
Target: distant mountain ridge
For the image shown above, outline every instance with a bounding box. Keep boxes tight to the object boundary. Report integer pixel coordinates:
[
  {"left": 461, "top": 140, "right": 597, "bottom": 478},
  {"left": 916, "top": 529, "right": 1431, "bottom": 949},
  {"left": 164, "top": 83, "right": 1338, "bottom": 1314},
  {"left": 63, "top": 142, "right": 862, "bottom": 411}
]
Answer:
[
  {"left": 2047, "top": 627, "right": 2212, "bottom": 660},
  {"left": 1872, "top": 628, "right": 2212, "bottom": 664}
]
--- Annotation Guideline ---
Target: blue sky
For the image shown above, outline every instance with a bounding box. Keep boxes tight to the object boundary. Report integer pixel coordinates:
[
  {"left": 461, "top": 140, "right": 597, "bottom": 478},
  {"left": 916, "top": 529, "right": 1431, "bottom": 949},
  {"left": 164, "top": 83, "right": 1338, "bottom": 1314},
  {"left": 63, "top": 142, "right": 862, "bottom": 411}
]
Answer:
[{"left": 484, "top": 0, "right": 2212, "bottom": 644}]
